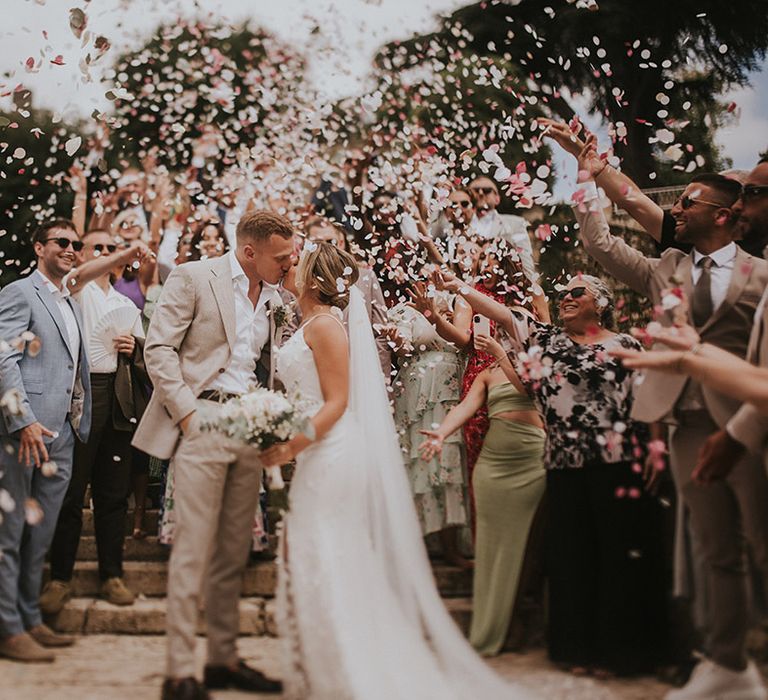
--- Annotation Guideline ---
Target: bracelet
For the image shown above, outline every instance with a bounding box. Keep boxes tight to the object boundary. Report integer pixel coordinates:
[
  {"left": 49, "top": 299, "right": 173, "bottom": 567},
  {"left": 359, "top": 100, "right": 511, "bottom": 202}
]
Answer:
[
  {"left": 593, "top": 161, "right": 609, "bottom": 178},
  {"left": 688, "top": 342, "right": 703, "bottom": 355}
]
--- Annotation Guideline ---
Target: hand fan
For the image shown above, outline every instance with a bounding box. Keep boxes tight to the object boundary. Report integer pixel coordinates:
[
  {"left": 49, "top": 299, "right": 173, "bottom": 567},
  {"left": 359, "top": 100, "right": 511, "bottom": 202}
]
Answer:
[{"left": 91, "top": 305, "right": 140, "bottom": 360}]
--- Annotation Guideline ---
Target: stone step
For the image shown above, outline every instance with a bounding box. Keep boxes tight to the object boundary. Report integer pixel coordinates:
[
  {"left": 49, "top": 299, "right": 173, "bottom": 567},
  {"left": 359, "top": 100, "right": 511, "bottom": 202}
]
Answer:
[
  {"left": 73, "top": 535, "right": 279, "bottom": 561},
  {"left": 81, "top": 509, "right": 160, "bottom": 537},
  {"left": 44, "top": 560, "right": 472, "bottom": 599},
  {"left": 50, "top": 596, "right": 473, "bottom": 637}
]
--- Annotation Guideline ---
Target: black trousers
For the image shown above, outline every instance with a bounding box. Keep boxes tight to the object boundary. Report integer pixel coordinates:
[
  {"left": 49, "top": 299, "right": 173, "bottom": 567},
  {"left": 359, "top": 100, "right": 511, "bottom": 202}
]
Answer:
[
  {"left": 546, "top": 460, "right": 668, "bottom": 674},
  {"left": 50, "top": 373, "right": 132, "bottom": 582}
]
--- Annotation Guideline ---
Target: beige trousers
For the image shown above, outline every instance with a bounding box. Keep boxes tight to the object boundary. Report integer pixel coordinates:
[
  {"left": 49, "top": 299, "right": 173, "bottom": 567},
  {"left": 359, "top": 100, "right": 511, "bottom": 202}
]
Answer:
[
  {"left": 165, "top": 400, "right": 263, "bottom": 678},
  {"left": 670, "top": 410, "right": 768, "bottom": 670}
]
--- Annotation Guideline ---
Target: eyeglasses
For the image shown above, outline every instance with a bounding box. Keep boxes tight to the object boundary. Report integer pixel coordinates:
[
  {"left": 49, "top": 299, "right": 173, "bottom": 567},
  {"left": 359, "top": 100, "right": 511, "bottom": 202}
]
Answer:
[
  {"left": 558, "top": 286, "right": 588, "bottom": 302},
  {"left": 741, "top": 185, "right": 768, "bottom": 201},
  {"left": 451, "top": 200, "right": 473, "bottom": 208},
  {"left": 470, "top": 187, "right": 497, "bottom": 196},
  {"left": 90, "top": 243, "right": 118, "bottom": 254},
  {"left": 44, "top": 237, "right": 84, "bottom": 252},
  {"left": 675, "top": 195, "right": 727, "bottom": 210}
]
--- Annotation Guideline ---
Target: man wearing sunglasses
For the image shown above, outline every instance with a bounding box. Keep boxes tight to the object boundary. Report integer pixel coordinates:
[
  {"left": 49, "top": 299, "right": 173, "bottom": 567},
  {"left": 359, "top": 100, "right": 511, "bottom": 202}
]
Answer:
[
  {"left": 572, "top": 164, "right": 768, "bottom": 700},
  {"left": 708, "top": 159, "right": 768, "bottom": 485},
  {"left": 0, "top": 219, "right": 92, "bottom": 662},
  {"left": 467, "top": 176, "right": 537, "bottom": 285},
  {"left": 41, "top": 230, "right": 151, "bottom": 618}
]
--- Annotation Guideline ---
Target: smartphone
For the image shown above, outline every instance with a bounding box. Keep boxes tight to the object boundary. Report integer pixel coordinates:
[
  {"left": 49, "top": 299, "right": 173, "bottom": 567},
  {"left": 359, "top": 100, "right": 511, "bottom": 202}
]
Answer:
[{"left": 473, "top": 314, "right": 491, "bottom": 339}]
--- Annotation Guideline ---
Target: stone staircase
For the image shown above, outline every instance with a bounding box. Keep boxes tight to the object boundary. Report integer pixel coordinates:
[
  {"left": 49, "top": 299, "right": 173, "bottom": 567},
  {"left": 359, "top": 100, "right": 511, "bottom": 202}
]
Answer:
[{"left": 45, "top": 507, "right": 474, "bottom": 637}]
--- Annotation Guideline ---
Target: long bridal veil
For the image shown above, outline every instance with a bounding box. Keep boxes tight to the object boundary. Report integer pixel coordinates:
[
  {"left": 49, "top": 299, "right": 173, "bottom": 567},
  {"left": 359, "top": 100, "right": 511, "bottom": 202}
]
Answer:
[{"left": 346, "top": 286, "right": 531, "bottom": 699}]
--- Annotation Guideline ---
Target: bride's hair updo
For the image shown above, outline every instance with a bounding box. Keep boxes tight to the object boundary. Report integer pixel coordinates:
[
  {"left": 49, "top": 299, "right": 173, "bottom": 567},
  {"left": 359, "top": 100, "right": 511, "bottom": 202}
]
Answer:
[{"left": 297, "top": 241, "right": 360, "bottom": 310}]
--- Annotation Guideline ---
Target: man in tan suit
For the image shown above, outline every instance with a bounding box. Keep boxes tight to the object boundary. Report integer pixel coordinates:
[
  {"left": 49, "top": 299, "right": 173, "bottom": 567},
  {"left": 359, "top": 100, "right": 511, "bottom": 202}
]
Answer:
[
  {"left": 696, "top": 160, "right": 768, "bottom": 477},
  {"left": 575, "top": 174, "right": 768, "bottom": 700},
  {"left": 133, "top": 211, "right": 296, "bottom": 700}
]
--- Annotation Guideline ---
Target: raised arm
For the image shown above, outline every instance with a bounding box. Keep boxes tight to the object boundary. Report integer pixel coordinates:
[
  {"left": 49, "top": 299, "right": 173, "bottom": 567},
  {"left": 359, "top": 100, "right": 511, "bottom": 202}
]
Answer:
[
  {"left": 64, "top": 241, "right": 152, "bottom": 295},
  {"left": 541, "top": 118, "right": 664, "bottom": 241},
  {"left": 408, "top": 282, "right": 471, "bottom": 349}
]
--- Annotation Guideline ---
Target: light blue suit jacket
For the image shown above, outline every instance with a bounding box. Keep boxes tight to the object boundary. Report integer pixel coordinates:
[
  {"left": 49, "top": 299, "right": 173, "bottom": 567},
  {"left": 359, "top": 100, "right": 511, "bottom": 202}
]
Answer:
[{"left": 0, "top": 271, "right": 91, "bottom": 442}]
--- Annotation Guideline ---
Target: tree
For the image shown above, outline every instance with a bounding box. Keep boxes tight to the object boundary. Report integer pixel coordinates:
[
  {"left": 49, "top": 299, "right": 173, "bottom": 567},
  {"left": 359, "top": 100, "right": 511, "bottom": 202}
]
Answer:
[
  {"left": 377, "top": 0, "right": 768, "bottom": 185},
  {"left": 107, "top": 21, "right": 308, "bottom": 175},
  {"left": 0, "top": 90, "right": 86, "bottom": 284}
]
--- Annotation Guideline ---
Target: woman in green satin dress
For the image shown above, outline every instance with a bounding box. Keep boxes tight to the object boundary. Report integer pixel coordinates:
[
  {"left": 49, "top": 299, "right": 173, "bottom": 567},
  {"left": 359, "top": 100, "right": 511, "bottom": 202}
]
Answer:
[{"left": 420, "top": 333, "right": 546, "bottom": 656}]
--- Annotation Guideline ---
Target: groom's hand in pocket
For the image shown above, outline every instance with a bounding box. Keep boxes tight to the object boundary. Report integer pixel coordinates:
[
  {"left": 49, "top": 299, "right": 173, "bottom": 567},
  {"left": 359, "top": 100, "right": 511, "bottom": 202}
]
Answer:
[{"left": 179, "top": 411, "right": 196, "bottom": 434}]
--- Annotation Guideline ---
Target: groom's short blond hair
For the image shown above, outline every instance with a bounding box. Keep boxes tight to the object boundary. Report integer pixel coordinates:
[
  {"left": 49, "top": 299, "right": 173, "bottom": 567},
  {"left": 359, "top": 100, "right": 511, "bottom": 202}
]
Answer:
[{"left": 236, "top": 210, "right": 294, "bottom": 244}]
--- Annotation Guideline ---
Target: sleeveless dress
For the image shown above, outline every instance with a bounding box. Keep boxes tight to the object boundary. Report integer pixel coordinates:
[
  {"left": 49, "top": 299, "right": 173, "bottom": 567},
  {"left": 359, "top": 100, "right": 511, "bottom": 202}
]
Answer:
[
  {"left": 469, "top": 382, "right": 546, "bottom": 656},
  {"left": 274, "top": 316, "right": 534, "bottom": 700}
]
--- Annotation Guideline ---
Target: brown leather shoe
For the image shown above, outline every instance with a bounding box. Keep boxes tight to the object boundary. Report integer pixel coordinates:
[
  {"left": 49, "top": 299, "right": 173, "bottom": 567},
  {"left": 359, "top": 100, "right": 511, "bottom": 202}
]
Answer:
[
  {"left": 0, "top": 632, "right": 55, "bottom": 662},
  {"left": 28, "top": 623, "right": 75, "bottom": 648},
  {"left": 100, "top": 577, "right": 135, "bottom": 606},
  {"left": 39, "top": 579, "right": 71, "bottom": 616},
  {"left": 161, "top": 677, "right": 211, "bottom": 700}
]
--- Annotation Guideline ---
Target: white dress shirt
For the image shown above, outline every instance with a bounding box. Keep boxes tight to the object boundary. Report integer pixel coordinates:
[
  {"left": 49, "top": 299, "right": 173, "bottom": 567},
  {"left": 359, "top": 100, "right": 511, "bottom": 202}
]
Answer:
[
  {"left": 469, "top": 210, "right": 537, "bottom": 282},
  {"left": 75, "top": 281, "right": 145, "bottom": 373},
  {"left": 691, "top": 242, "right": 737, "bottom": 313},
  {"left": 35, "top": 270, "right": 81, "bottom": 394},
  {"left": 206, "top": 251, "right": 279, "bottom": 395}
]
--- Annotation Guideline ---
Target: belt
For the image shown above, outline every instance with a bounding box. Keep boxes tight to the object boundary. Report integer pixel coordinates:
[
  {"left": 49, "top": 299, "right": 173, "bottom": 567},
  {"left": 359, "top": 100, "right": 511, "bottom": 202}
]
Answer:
[{"left": 198, "top": 389, "right": 241, "bottom": 403}]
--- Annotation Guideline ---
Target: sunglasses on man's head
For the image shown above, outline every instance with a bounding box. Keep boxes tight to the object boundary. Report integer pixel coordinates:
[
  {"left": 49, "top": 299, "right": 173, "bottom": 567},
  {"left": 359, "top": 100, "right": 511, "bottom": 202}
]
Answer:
[
  {"left": 741, "top": 185, "right": 768, "bottom": 201},
  {"left": 44, "top": 237, "right": 84, "bottom": 252},
  {"left": 470, "top": 186, "right": 496, "bottom": 196},
  {"left": 558, "top": 286, "right": 588, "bottom": 302},
  {"left": 90, "top": 243, "right": 117, "bottom": 254}
]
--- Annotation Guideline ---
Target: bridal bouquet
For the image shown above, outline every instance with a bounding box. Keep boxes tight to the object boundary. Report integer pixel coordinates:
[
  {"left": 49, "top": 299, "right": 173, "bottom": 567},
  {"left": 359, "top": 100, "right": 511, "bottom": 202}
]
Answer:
[{"left": 200, "top": 387, "right": 310, "bottom": 489}]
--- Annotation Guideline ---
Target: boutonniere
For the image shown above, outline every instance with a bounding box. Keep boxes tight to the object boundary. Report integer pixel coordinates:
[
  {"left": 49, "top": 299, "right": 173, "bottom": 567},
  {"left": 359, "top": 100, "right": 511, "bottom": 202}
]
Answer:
[{"left": 271, "top": 302, "right": 295, "bottom": 330}]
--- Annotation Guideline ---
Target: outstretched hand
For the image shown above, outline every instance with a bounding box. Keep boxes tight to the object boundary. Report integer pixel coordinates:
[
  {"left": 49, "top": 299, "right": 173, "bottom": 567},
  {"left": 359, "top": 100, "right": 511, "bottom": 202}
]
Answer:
[
  {"left": 610, "top": 347, "right": 686, "bottom": 374},
  {"left": 430, "top": 268, "right": 462, "bottom": 294},
  {"left": 407, "top": 281, "right": 438, "bottom": 321},
  {"left": 418, "top": 430, "right": 444, "bottom": 461}
]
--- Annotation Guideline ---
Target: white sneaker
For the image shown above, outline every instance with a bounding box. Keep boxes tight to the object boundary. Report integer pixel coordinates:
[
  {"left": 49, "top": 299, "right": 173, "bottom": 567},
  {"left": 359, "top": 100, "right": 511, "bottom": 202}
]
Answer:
[{"left": 666, "top": 659, "right": 767, "bottom": 700}]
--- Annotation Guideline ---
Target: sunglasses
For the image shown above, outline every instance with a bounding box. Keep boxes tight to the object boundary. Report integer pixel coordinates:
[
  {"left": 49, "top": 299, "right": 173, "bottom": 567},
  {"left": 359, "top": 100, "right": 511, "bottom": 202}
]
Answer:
[
  {"left": 44, "top": 237, "right": 84, "bottom": 252},
  {"left": 742, "top": 185, "right": 768, "bottom": 201},
  {"left": 90, "top": 243, "right": 118, "bottom": 254},
  {"left": 470, "top": 187, "right": 496, "bottom": 196},
  {"left": 675, "top": 195, "right": 727, "bottom": 210},
  {"left": 558, "top": 286, "right": 588, "bottom": 302},
  {"left": 451, "top": 200, "right": 473, "bottom": 208}
]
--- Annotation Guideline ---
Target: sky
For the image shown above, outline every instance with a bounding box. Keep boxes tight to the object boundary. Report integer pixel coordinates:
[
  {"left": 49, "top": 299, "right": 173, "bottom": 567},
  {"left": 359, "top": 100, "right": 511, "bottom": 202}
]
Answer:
[{"left": 2, "top": 0, "right": 766, "bottom": 196}]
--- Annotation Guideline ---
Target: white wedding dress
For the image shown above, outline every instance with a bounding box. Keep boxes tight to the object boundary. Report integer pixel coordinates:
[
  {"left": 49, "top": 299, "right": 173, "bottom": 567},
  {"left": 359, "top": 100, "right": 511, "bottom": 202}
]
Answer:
[{"left": 275, "top": 288, "right": 534, "bottom": 700}]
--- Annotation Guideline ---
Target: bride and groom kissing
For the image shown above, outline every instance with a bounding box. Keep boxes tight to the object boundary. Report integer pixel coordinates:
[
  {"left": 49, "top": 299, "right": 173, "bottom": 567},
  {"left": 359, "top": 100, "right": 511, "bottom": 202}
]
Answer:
[{"left": 135, "top": 209, "right": 529, "bottom": 700}]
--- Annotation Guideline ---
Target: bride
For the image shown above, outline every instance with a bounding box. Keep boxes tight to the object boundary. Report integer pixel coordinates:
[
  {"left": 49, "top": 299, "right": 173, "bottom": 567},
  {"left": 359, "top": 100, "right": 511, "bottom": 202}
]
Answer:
[{"left": 258, "top": 241, "right": 534, "bottom": 699}]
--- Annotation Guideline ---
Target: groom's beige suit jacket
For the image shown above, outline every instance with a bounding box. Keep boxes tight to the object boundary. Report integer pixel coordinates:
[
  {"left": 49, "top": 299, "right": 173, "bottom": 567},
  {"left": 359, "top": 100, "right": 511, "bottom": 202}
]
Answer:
[
  {"left": 574, "top": 202, "right": 768, "bottom": 427},
  {"left": 133, "top": 254, "right": 293, "bottom": 459}
]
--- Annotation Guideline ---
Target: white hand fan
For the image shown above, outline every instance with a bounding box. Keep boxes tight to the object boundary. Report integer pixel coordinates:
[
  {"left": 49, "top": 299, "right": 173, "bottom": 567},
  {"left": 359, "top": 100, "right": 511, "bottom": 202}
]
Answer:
[{"left": 91, "top": 305, "right": 140, "bottom": 362}]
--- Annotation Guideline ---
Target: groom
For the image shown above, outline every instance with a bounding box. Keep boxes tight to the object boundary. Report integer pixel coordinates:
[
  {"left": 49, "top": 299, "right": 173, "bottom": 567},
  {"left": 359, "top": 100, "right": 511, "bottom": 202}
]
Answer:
[{"left": 133, "top": 211, "right": 296, "bottom": 700}]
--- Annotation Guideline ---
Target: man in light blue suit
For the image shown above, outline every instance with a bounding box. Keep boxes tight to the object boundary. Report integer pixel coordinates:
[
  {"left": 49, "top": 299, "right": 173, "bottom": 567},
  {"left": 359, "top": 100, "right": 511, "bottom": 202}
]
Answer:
[{"left": 0, "top": 218, "right": 91, "bottom": 662}]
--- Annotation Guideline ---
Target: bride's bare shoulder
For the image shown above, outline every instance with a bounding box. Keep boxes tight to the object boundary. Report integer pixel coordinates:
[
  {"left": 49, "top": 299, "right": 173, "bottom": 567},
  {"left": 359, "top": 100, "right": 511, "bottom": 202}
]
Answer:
[{"left": 302, "top": 313, "right": 348, "bottom": 351}]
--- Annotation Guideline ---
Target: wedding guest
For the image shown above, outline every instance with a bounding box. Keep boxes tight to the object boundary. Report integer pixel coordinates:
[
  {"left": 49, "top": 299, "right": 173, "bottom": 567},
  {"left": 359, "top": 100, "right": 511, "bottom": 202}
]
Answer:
[
  {"left": 186, "top": 218, "right": 229, "bottom": 263},
  {"left": 571, "top": 158, "right": 768, "bottom": 696},
  {"left": 442, "top": 271, "right": 668, "bottom": 675},
  {"left": 385, "top": 279, "right": 470, "bottom": 568},
  {"left": 419, "top": 331, "right": 545, "bottom": 656},
  {"left": 0, "top": 219, "right": 91, "bottom": 662},
  {"left": 468, "top": 175, "right": 536, "bottom": 282},
  {"left": 41, "top": 231, "right": 148, "bottom": 614}
]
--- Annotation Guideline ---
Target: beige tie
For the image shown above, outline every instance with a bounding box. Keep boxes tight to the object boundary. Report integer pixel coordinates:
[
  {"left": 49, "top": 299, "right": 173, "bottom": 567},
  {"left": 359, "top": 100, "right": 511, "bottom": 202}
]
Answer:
[{"left": 691, "top": 256, "right": 714, "bottom": 328}]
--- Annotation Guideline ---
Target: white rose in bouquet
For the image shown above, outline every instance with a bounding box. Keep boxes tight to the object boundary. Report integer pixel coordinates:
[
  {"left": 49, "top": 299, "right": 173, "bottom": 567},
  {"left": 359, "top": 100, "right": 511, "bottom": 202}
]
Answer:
[{"left": 200, "top": 387, "right": 311, "bottom": 490}]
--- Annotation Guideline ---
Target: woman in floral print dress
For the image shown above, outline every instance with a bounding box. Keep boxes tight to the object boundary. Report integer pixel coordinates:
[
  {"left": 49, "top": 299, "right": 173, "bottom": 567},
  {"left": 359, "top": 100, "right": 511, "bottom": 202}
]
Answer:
[{"left": 384, "top": 285, "right": 472, "bottom": 569}]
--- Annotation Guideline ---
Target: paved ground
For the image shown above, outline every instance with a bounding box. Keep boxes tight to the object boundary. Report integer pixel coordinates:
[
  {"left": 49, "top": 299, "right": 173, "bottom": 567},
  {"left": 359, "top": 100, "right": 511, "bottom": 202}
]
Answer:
[{"left": 0, "top": 635, "right": 670, "bottom": 700}]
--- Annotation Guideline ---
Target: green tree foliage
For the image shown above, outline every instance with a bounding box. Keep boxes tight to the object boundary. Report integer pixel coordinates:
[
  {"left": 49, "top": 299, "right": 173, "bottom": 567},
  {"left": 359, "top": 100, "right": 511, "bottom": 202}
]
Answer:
[
  {"left": 108, "top": 21, "right": 306, "bottom": 175},
  {"left": 0, "top": 93, "right": 85, "bottom": 284},
  {"left": 378, "top": 0, "right": 768, "bottom": 185}
]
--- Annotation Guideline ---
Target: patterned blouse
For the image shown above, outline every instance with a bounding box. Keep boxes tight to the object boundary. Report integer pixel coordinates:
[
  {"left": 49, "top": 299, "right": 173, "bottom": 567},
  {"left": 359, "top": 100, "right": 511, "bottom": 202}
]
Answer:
[{"left": 510, "top": 314, "right": 648, "bottom": 470}]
